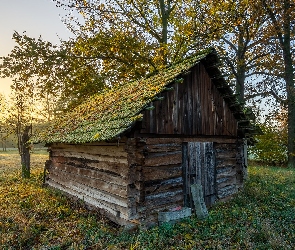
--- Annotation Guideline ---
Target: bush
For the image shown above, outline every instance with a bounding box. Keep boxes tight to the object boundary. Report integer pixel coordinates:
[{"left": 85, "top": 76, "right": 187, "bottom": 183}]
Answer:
[{"left": 249, "top": 123, "right": 287, "bottom": 165}]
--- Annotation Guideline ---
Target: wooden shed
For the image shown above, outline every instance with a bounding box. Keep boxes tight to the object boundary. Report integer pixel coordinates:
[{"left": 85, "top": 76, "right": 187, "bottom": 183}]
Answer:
[{"left": 37, "top": 48, "right": 258, "bottom": 228}]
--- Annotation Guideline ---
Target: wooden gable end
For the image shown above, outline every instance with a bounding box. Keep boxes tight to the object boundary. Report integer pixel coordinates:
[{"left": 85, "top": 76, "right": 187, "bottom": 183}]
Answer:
[{"left": 140, "top": 62, "right": 238, "bottom": 137}]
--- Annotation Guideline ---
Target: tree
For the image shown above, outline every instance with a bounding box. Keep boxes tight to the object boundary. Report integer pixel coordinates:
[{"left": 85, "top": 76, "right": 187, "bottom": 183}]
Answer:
[
  {"left": 1, "top": 36, "right": 58, "bottom": 177},
  {"left": 54, "top": 0, "right": 232, "bottom": 85},
  {"left": 0, "top": 32, "right": 106, "bottom": 111},
  {"left": 2, "top": 1, "right": 235, "bottom": 111},
  {"left": 2, "top": 77, "right": 53, "bottom": 178},
  {"left": 214, "top": 0, "right": 270, "bottom": 104},
  {"left": 210, "top": 0, "right": 294, "bottom": 167},
  {"left": 261, "top": 0, "right": 295, "bottom": 167},
  {"left": 249, "top": 108, "right": 288, "bottom": 165},
  {"left": 0, "top": 33, "right": 62, "bottom": 177},
  {"left": 0, "top": 94, "right": 8, "bottom": 151},
  {"left": 0, "top": 31, "right": 107, "bottom": 176},
  {"left": 5, "top": 80, "right": 36, "bottom": 178}
]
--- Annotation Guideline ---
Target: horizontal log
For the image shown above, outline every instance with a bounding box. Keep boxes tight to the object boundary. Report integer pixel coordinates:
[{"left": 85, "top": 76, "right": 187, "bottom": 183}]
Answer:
[
  {"left": 52, "top": 163, "right": 129, "bottom": 186},
  {"left": 145, "top": 143, "right": 182, "bottom": 153},
  {"left": 51, "top": 141, "right": 127, "bottom": 147},
  {"left": 125, "top": 137, "right": 147, "bottom": 147},
  {"left": 49, "top": 168, "right": 128, "bottom": 198},
  {"left": 145, "top": 189, "right": 183, "bottom": 201},
  {"left": 145, "top": 137, "right": 237, "bottom": 145},
  {"left": 51, "top": 156, "right": 65, "bottom": 164},
  {"left": 143, "top": 165, "right": 182, "bottom": 181},
  {"left": 51, "top": 156, "right": 129, "bottom": 177},
  {"left": 215, "top": 143, "right": 236, "bottom": 151},
  {"left": 215, "top": 152, "right": 237, "bottom": 159},
  {"left": 217, "top": 175, "right": 236, "bottom": 189},
  {"left": 138, "top": 190, "right": 183, "bottom": 211},
  {"left": 67, "top": 179, "right": 128, "bottom": 208},
  {"left": 46, "top": 179, "right": 131, "bottom": 220},
  {"left": 215, "top": 159, "right": 237, "bottom": 168},
  {"left": 138, "top": 202, "right": 183, "bottom": 216},
  {"left": 70, "top": 182, "right": 138, "bottom": 218},
  {"left": 51, "top": 150, "right": 128, "bottom": 164},
  {"left": 216, "top": 166, "right": 236, "bottom": 178},
  {"left": 144, "top": 152, "right": 182, "bottom": 166},
  {"left": 144, "top": 177, "right": 183, "bottom": 194},
  {"left": 51, "top": 143, "right": 127, "bottom": 157}
]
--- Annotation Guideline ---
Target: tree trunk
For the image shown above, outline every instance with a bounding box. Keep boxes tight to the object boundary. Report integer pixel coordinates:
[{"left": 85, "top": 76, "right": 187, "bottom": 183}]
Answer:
[
  {"left": 263, "top": 0, "right": 295, "bottom": 167},
  {"left": 287, "top": 81, "right": 295, "bottom": 168},
  {"left": 282, "top": 0, "right": 295, "bottom": 168},
  {"left": 284, "top": 30, "right": 295, "bottom": 167},
  {"left": 1, "top": 133, "right": 7, "bottom": 151},
  {"left": 284, "top": 39, "right": 295, "bottom": 168},
  {"left": 19, "top": 125, "right": 31, "bottom": 178},
  {"left": 236, "top": 27, "right": 246, "bottom": 103},
  {"left": 159, "top": 0, "right": 169, "bottom": 65}
]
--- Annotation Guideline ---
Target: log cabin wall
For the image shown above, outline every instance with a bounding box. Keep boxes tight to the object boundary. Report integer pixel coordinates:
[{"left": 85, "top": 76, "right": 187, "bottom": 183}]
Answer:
[
  {"left": 136, "top": 137, "right": 183, "bottom": 227},
  {"left": 140, "top": 62, "right": 238, "bottom": 137},
  {"left": 45, "top": 142, "right": 138, "bottom": 226},
  {"left": 215, "top": 140, "right": 245, "bottom": 202},
  {"left": 130, "top": 137, "right": 243, "bottom": 227},
  {"left": 45, "top": 138, "right": 245, "bottom": 227},
  {"left": 235, "top": 139, "right": 248, "bottom": 187}
]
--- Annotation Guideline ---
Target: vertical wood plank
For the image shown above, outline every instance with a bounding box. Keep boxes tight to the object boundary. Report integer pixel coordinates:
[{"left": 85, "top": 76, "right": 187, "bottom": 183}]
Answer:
[
  {"left": 183, "top": 77, "right": 188, "bottom": 134},
  {"left": 178, "top": 82, "right": 184, "bottom": 134},
  {"left": 191, "top": 67, "right": 196, "bottom": 134},
  {"left": 187, "top": 72, "right": 192, "bottom": 135},
  {"left": 196, "top": 66, "right": 202, "bottom": 135},
  {"left": 183, "top": 142, "right": 216, "bottom": 208},
  {"left": 172, "top": 83, "right": 179, "bottom": 134},
  {"left": 139, "top": 62, "right": 239, "bottom": 137},
  {"left": 182, "top": 142, "right": 189, "bottom": 207},
  {"left": 204, "top": 142, "right": 216, "bottom": 197},
  {"left": 195, "top": 142, "right": 202, "bottom": 185}
]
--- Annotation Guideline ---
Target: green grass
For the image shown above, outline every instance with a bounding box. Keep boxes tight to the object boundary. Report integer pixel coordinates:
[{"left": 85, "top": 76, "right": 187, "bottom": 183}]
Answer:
[{"left": 0, "top": 152, "right": 294, "bottom": 249}]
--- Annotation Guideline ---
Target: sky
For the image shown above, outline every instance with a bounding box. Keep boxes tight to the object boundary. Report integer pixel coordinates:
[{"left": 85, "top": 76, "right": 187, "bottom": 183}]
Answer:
[{"left": 0, "top": 0, "right": 72, "bottom": 98}]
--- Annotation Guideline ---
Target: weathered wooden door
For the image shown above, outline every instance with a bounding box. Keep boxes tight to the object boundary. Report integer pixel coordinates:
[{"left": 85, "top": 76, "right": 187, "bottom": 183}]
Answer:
[{"left": 182, "top": 142, "right": 216, "bottom": 208}]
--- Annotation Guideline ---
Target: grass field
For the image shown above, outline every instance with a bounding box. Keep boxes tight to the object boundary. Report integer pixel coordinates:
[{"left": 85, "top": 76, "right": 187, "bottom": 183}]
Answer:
[{"left": 0, "top": 150, "right": 294, "bottom": 249}]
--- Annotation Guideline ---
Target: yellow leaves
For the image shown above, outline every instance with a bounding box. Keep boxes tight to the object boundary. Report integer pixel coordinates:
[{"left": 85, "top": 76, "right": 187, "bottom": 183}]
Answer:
[
  {"left": 93, "top": 133, "right": 100, "bottom": 139},
  {"left": 110, "top": 47, "right": 118, "bottom": 53},
  {"left": 130, "top": 241, "right": 140, "bottom": 250},
  {"left": 79, "top": 11, "right": 87, "bottom": 18},
  {"left": 185, "top": 233, "right": 193, "bottom": 240},
  {"left": 130, "top": 114, "right": 143, "bottom": 122}
]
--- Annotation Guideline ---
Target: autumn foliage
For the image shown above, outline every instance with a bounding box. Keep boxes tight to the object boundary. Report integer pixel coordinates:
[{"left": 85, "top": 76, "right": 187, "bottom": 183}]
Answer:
[{"left": 249, "top": 124, "right": 288, "bottom": 165}]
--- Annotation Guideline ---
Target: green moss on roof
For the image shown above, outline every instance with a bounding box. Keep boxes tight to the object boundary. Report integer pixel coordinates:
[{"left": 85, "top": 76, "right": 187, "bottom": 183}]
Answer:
[{"left": 36, "top": 48, "right": 213, "bottom": 144}]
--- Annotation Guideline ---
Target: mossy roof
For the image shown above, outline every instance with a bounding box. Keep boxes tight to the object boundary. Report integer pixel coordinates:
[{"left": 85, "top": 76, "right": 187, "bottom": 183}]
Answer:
[{"left": 36, "top": 48, "right": 242, "bottom": 144}]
